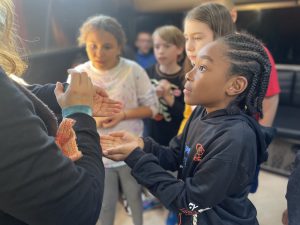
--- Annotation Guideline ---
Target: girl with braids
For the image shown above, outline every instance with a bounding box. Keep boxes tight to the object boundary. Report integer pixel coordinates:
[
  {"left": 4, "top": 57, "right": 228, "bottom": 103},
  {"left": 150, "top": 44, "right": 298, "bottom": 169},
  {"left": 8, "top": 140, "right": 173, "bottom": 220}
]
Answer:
[{"left": 100, "top": 32, "right": 275, "bottom": 225}]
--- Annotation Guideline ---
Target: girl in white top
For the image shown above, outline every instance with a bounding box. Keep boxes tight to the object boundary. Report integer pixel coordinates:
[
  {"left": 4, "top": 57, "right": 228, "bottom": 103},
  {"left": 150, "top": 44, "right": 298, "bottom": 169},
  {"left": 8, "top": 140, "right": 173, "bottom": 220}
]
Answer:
[{"left": 69, "top": 15, "right": 158, "bottom": 225}]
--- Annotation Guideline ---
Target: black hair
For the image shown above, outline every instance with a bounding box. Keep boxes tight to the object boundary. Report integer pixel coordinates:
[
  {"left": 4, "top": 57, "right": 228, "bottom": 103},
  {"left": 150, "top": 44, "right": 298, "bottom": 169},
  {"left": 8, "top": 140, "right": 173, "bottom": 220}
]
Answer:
[{"left": 220, "top": 32, "right": 271, "bottom": 118}]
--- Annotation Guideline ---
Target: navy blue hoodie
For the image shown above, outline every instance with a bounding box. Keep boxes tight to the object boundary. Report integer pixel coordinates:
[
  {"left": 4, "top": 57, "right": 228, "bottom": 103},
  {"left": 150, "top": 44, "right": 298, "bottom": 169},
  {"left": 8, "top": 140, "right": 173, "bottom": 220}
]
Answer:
[
  {"left": 286, "top": 150, "right": 300, "bottom": 225},
  {"left": 125, "top": 106, "right": 274, "bottom": 225}
]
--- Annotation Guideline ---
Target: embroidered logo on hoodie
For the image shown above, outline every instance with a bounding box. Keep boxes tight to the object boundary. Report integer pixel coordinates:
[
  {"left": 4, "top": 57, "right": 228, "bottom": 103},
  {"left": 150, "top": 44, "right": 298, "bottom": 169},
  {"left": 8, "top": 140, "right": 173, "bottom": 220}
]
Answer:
[{"left": 193, "top": 143, "right": 205, "bottom": 162}]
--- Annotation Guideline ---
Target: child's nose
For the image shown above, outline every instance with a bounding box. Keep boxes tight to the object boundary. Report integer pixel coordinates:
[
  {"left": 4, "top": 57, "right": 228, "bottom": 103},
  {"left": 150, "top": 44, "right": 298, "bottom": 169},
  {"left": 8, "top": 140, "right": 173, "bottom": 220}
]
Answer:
[
  {"left": 96, "top": 48, "right": 105, "bottom": 57},
  {"left": 185, "top": 70, "right": 194, "bottom": 81},
  {"left": 185, "top": 39, "right": 194, "bottom": 52}
]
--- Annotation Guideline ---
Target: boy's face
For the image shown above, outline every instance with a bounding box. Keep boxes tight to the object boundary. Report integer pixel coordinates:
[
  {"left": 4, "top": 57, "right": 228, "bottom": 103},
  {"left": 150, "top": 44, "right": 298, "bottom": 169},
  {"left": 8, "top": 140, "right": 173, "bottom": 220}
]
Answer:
[
  {"left": 184, "top": 19, "right": 214, "bottom": 65},
  {"left": 135, "top": 32, "right": 153, "bottom": 54},
  {"left": 184, "top": 41, "right": 232, "bottom": 112},
  {"left": 153, "top": 34, "right": 183, "bottom": 66},
  {"left": 85, "top": 29, "right": 121, "bottom": 71}
]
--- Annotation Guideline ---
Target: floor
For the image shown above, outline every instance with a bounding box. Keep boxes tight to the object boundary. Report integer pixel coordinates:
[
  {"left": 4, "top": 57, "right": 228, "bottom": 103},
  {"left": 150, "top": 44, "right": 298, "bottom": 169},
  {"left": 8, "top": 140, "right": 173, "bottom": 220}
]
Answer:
[{"left": 97, "top": 170, "right": 288, "bottom": 225}]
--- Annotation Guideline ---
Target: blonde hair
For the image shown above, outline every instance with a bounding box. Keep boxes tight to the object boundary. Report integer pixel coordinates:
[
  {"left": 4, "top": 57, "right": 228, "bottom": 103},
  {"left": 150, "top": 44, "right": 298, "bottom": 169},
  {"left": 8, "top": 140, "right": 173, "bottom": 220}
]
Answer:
[
  {"left": 153, "top": 25, "right": 185, "bottom": 63},
  {"left": 0, "top": 0, "right": 26, "bottom": 75},
  {"left": 77, "top": 15, "right": 126, "bottom": 48},
  {"left": 152, "top": 25, "right": 185, "bottom": 49}
]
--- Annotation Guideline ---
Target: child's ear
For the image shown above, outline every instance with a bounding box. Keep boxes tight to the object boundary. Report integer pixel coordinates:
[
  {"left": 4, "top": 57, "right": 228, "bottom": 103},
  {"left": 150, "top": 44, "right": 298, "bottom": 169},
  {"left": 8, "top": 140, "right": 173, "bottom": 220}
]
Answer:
[
  {"left": 117, "top": 45, "right": 122, "bottom": 56},
  {"left": 226, "top": 76, "right": 248, "bottom": 96}
]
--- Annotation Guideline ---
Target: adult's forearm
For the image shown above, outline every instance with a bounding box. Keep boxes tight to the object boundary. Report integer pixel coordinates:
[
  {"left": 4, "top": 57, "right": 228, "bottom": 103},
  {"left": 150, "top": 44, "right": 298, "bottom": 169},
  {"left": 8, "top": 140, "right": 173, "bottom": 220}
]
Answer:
[{"left": 27, "top": 83, "right": 64, "bottom": 114}]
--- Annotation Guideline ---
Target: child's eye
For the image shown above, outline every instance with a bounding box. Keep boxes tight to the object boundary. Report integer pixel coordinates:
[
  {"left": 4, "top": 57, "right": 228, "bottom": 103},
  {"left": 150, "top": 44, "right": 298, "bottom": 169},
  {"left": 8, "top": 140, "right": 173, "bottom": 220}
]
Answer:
[
  {"left": 88, "top": 44, "right": 97, "bottom": 50},
  {"left": 198, "top": 65, "right": 207, "bottom": 72},
  {"left": 103, "top": 45, "right": 112, "bottom": 50},
  {"left": 194, "top": 37, "right": 203, "bottom": 41}
]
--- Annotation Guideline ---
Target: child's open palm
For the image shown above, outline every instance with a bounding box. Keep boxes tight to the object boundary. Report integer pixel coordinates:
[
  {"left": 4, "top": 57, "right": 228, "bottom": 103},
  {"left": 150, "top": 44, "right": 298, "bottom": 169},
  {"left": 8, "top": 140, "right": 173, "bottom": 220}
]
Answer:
[
  {"left": 93, "top": 86, "right": 123, "bottom": 117},
  {"left": 101, "top": 131, "right": 144, "bottom": 161},
  {"left": 100, "top": 112, "right": 124, "bottom": 128}
]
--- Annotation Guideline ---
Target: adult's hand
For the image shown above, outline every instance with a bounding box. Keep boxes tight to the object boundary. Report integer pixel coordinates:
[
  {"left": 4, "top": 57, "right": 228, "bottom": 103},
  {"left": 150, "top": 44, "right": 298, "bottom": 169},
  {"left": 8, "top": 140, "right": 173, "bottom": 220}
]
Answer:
[{"left": 55, "top": 71, "right": 94, "bottom": 109}]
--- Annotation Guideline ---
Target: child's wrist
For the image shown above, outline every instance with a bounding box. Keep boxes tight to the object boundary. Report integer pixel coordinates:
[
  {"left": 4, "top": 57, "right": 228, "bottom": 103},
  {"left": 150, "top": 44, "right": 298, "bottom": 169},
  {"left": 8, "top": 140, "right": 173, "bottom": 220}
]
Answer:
[
  {"left": 93, "top": 117, "right": 101, "bottom": 128},
  {"left": 62, "top": 105, "right": 92, "bottom": 118},
  {"left": 122, "top": 110, "right": 127, "bottom": 120},
  {"left": 137, "top": 137, "right": 144, "bottom": 149}
]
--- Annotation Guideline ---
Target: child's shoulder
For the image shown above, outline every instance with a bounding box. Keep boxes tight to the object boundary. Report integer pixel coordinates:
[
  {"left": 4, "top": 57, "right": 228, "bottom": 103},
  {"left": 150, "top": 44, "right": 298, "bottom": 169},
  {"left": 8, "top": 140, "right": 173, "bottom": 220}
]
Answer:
[
  {"left": 121, "top": 57, "right": 144, "bottom": 70},
  {"left": 193, "top": 107, "right": 257, "bottom": 138},
  {"left": 120, "top": 58, "right": 149, "bottom": 79},
  {"left": 220, "top": 115, "right": 259, "bottom": 148}
]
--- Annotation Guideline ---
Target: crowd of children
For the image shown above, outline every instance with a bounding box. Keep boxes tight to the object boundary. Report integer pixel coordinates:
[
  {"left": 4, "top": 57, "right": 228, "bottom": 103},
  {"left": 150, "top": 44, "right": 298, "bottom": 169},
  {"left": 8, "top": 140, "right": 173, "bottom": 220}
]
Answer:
[
  {"left": 2, "top": 0, "right": 298, "bottom": 224},
  {"left": 56, "top": 1, "right": 290, "bottom": 225}
]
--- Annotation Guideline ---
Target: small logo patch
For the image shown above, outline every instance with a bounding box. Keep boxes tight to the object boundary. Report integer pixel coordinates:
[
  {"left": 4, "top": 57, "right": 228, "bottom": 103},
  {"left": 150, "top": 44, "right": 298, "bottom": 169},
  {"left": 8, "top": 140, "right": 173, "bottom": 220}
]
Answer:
[{"left": 193, "top": 144, "right": 205, "bottom": 161}]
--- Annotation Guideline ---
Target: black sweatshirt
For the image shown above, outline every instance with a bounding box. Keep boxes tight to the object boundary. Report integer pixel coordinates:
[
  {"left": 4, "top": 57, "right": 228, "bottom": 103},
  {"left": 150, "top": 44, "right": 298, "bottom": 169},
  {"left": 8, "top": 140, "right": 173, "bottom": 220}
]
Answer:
[
  {"left": 286, "top": 150, "right": 300, "bottom": 225},
  {"left": 144, "top": 64, "right": 184, "bottom": 145},
  {"left": 125, "top": 106, "right": 274, "bottom": 225},
  {"left": 0, "top": 69, "right": 104, "bottom": 225}
]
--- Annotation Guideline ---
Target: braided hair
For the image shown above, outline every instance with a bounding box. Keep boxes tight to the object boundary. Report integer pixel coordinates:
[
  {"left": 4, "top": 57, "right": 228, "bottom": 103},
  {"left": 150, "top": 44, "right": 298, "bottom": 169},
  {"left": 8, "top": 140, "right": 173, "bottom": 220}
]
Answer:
[{"left": 219, "top": 33, "right": 271, "bottom": 118}]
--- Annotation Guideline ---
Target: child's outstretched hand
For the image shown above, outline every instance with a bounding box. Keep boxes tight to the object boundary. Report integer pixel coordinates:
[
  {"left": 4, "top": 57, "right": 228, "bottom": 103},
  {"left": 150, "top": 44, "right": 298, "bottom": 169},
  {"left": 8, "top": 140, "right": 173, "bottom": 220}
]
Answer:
[
  {"left": 100, "top": 111, "right": 125, "bottom": 128},
  {"left": 93, "top": 85, "right": 123, "bottom": 117},
  {"left": 156, "top": 79, "right": 175, "bottom": 106},
  {"left": 101, "top": 131, "right": 144, "bottom": 161},
  {"left": 155, "top": 79, "right": 170, "bottom": 97}
]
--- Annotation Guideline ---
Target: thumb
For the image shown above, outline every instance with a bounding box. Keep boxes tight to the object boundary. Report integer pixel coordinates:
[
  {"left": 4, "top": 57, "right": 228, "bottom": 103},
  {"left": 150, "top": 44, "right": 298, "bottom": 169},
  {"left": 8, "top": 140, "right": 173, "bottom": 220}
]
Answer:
[
  {"left": 101, "top": 117, "right": 112, "bottom": 124},
  {"left": 103, "top": 146, "right": 124, "bottom": 156},
  {"left": 54, "top": 82, "right": 64, "bottom": 98},
  {"left": 102, "top": 120, "right": 115, "bottom": 128},
  {"left": 108, "top": 131, "right": 126, "bottom": 138},
  {"left": 94, "top": 85, "right": 109, "bottom": 98}
]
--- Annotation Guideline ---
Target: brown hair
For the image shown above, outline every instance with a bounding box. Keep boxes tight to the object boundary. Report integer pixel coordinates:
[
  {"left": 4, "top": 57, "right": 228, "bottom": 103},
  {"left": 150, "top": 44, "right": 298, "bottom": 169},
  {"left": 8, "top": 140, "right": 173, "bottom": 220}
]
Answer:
[
  {"left": 185, "top": 3, "right": 235, "bottom": 40},
  {"left": 183, "top": 3, "right": 236, "bottom": 74},
  {"left": 78, "top": 15, "right": 126, "bottom": 48},
  {"left": 0, "top": 0, "right": 26, "bottom": 75},
  {"left": 153, "top": 25, "right": 185, "bottom": 49},
  {"left": 153, "top": 25, "right": 185, "bottom": 62}
]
